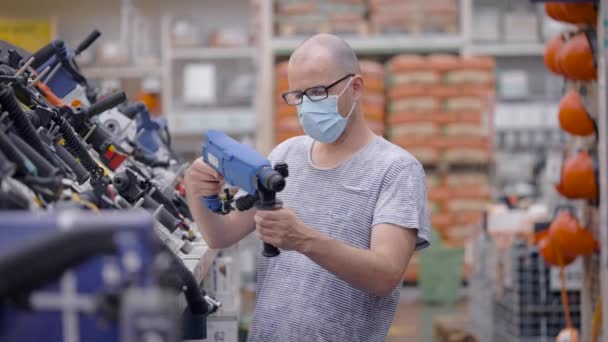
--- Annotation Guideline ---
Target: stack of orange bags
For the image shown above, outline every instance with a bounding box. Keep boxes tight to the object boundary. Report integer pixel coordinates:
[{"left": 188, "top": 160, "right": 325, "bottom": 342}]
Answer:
[
  {"left": 386, "top": 54, "right": 495, "bottom": 166},
  {"left": 360, "top": 60, "right": 386, "bottom": 136},
  {"left": 386, "top": 54, "right": 495, "bottom": 262}
]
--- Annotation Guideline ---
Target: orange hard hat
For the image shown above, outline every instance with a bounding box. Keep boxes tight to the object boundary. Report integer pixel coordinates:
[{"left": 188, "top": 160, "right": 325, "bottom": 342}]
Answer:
[
  {"left": 538, "top": 234, "right": 577, "bottom": 267},
  {"left": 549, "top": 210, "right": 598, "bottom": 256},
  {"left": 557, "top": 32, "right": 596, "bottom": 81},
  {"left": 545, "top": 3, "right": 596, "bottom": 24},
  {"left": 544, "top": 33, "right": 567, "bottom": 75},
  {"left": 555, "top": 151, "right": 598, "bottom": 200},
  {"left": 558, "top": 90, "right": 595, "bottom": 136}
]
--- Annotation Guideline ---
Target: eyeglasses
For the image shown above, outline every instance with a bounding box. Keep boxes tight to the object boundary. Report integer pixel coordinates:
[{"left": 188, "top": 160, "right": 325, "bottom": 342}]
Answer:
[{"left": 281, "top": 74, "right": 355, "bottom": 106}]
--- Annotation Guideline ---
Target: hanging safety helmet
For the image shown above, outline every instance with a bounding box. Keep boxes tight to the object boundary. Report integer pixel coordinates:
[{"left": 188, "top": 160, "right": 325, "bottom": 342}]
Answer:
[
  {"left": 555, "top": 151, "right": 598, "bottom": 200},
  {"left": 557, "top": 31, "right": 597, "bottom": 81},
  {"left": 545, "top": 3, "right": 596, "bottom": 25},
  {"left": 544, "top": 33, "right": 567, "bottom": 75},
  {"left": 549, "top": 210, "right": 598, "bottom": 256},
  {"left": 558, "top": 90, "right": 596, "bottom": 136},
  {"left": 545, "top": 3, "right": 563, "bottom": 21},
  {"left": 537, "top": 230, "right": 577, "bottom": 267}
]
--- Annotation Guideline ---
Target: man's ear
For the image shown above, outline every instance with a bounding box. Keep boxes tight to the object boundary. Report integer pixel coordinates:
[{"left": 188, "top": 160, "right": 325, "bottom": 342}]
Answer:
[{"left": 352, "top": 75, "right": 364, "bottom": 101}]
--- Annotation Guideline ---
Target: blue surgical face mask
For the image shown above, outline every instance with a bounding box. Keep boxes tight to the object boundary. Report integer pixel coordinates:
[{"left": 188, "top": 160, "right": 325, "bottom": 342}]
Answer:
[{"left": 296, "top": 78, "right": 357, "bottom": 143}]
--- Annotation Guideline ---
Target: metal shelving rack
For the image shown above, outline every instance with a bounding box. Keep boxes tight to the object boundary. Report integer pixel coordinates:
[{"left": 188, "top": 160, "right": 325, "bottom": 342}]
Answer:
[{"left": 160, "top": 14, "right": 257, "bottom": 147}]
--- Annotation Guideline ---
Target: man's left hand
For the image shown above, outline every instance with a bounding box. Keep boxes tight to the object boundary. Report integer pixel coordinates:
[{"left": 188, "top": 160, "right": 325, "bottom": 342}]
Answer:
[{"left": 254, "top": 208, "right": 317, "bottom": 252}]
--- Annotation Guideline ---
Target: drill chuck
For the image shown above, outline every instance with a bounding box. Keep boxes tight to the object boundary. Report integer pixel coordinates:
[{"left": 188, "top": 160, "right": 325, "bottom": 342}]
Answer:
[{"left": 262, "top": 170, "right": 285, "bottom": 193}]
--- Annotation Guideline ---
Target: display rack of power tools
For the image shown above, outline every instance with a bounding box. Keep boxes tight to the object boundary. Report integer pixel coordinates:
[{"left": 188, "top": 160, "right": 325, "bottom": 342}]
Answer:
[{"left": 0, "top": 29, "right": 221, "bottom": 342}]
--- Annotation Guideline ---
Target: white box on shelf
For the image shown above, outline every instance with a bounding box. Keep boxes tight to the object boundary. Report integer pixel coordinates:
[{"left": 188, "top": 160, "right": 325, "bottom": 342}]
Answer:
[
  {"left": 498, "top": 70, "right": 529, "bottom": 100},
  {"left": 183, "top": 64, "right": 217, "bottom": 105},
  {"left": 472, "top": 9, "right": 501, "bottom": 42},
  {"left": 205, "top": 316, "right": 239, "bottom": 342},
  {"left": 503, "top": 12, "right": 539, "bottom": 43}
]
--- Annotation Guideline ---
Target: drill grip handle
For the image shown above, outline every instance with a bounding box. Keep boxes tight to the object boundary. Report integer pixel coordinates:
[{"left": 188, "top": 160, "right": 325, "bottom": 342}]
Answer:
[{"left": 259, "top": 202, "right": 282, "bottom": 258}]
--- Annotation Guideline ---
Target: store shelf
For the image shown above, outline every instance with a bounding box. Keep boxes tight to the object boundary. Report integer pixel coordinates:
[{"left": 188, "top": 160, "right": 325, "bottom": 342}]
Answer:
[
  {"left": 169, "top": 107, "right": 256, "bottom": 135},
  {"left": 466, "top": 43, "right": 545, "bottom": 56},
  {"left": 169, "top": 47, "right": 256, "bottom": 60},
  {"left": 80, "top": 66, "right": 161, "bottom": 79},
  {"left": 272, "top": 35, "right": 464, "bottom": 56}
]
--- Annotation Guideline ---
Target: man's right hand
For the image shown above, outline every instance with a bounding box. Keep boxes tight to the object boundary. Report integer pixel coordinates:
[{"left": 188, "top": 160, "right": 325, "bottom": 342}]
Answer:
[{"left": 185, "top": 158, "right": 225, "bottom": 198}]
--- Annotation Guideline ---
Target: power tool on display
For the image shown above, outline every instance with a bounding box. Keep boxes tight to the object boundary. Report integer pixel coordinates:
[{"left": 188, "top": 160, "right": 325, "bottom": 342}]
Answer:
[{"left": 201, "top": 130, "right": 288, "bottom": 257}]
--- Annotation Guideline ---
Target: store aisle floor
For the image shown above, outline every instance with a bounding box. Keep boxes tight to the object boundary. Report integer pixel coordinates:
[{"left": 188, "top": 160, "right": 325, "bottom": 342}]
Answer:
[{"left": 387, "top": 287, "right": 468, "bottom": 342}]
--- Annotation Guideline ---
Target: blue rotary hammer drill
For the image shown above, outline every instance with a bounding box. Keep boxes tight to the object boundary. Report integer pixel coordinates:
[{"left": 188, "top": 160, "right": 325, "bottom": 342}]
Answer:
[{"left": 201, "top": 130, "right": 288, "bottom": 257}]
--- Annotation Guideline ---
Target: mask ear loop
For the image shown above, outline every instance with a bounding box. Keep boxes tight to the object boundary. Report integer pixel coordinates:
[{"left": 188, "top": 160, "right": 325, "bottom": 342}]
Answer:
[{"left": 338, "top": 76, "right": 358, "bottom": 120}]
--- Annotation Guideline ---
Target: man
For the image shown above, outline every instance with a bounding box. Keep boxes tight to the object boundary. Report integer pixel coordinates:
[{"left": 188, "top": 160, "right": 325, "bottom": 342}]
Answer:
[{"left": 185, "top": 34, "right": 430, "bottom": 342}]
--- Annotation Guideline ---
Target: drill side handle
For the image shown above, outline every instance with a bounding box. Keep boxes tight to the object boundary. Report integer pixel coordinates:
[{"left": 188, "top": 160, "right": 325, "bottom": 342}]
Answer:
[{"left": 256, "top": 201, "right": 282, "bottom": 258}]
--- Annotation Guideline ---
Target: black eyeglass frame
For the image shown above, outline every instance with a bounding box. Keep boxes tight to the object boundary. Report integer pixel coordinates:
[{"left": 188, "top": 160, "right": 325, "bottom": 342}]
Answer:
[{"left": 281, "top": 73, "right": 355, "bottom": 106}]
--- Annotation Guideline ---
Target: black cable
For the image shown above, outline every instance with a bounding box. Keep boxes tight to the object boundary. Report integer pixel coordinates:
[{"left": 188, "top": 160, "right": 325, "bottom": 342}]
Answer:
[
  {"left": 51, "top": 112, "right": 101, "bottom": 179},
  {"left": 0, "top": 86, "right": 56, "bottom": 164}
]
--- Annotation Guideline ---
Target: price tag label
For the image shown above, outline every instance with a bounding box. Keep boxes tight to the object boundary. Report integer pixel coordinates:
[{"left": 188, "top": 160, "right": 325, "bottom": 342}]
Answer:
[{"left": 205, "top": 319, "right": 238, "bottom": 342}]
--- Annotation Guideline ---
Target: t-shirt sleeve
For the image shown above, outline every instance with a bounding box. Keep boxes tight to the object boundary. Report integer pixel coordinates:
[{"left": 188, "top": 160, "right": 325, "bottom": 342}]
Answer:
[
  {"left": 372, "top": 162, "right": 431, "bottom": 250},
  {"left": 267, "top": 136, "right": 300, "bottom": 164}
]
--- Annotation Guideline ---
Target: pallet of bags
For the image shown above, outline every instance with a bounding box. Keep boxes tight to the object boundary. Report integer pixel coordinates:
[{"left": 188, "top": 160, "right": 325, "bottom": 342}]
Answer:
[
  {"left": 275, "top": 0, "right": 369, "bottom": 36},
  {"left": 368, "top": 0, "right": 459, "bottom": 34},
  {"left": 386, "top": 54, "right": 495, "bottom": 166}
]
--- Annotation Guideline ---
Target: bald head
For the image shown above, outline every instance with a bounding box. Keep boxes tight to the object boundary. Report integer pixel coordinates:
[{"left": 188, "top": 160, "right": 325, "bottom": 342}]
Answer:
[{"left": 289, "top": 34, "right": 360, "bottom": 78}]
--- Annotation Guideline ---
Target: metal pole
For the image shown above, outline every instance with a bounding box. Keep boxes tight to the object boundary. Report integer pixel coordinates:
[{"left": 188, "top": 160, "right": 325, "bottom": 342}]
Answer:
[
  {"left": 597, "top": 0, "right": 608, "bottom": 340},
  {"left": 254, "top": 0, "right": 275, "bottom": 155}
]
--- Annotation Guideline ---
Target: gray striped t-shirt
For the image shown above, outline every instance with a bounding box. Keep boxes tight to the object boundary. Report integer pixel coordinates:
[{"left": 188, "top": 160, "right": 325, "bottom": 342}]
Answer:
[{"left": 248, "top": 135, "right": 430, "bottom": 342}]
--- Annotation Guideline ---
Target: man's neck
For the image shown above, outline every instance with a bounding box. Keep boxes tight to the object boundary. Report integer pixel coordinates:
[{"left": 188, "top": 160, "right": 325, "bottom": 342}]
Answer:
[{"left": 311, "top": 113, "right": 375, "bottom": 169}]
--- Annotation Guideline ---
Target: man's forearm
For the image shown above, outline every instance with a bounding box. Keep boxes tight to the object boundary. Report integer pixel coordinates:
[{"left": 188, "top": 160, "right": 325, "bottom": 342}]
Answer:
[
  {"left": 300, "top": 231, "right": 405, "bottom": 297},
  {"left": 186, "top": 191, "right": 256, "bottom": 249},
  {"left": 186, "top": 190, "right": 227, "bottom": 248}
]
